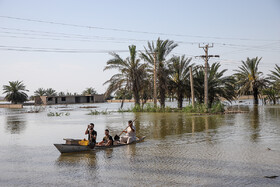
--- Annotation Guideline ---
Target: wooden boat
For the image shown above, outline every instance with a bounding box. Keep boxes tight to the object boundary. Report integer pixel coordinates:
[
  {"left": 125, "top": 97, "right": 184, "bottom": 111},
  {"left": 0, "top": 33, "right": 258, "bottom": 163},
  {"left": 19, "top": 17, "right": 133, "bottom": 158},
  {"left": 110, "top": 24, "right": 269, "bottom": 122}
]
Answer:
[{"left": 54, "top": 136, "right": 146, "bottom": 154}]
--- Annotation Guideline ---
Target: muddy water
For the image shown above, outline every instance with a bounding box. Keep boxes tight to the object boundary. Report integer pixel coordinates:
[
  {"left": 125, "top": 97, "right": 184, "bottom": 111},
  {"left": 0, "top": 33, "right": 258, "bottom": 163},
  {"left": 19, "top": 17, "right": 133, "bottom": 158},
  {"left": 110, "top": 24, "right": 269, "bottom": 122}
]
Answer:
[{"left": 0, "top": 103, "right": 279, "bottom": 186}]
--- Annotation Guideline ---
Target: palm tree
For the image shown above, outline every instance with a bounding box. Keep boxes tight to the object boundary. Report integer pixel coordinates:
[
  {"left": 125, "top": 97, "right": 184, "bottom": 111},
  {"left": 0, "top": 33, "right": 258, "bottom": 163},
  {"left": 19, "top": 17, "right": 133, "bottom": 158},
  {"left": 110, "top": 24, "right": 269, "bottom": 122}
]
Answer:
[
  {"left": 168, "top": 55, "right": 192, "bottom": 109},
  {"left": 82, "top": 87, "right": 97, "bottom": 95},
  {"left": 58, "top": 92, "right": 66, "bottom": 96},
  {"left": 34, "top": 88, "right": 46, "bottom": 96},
  {"left": 45, "top": 88, "right": 57, "bottom": 96},
  {"left": 3, "top": 81, "right": 29, "bottom": 104},
  {"left": 193, "top": 63, "right": 236, "bottom": 106},
  {"left": 234, "top": 57, "right": 269, "bottom": 104},
  {"left": 104, "top": 45, "right": 147, "bottom": 106},
  {"left": 269, "top": 64, "right": 280, "bottom": 90},
  {"left": 140, "top": 38, "right": 178, "bottom": 108}
]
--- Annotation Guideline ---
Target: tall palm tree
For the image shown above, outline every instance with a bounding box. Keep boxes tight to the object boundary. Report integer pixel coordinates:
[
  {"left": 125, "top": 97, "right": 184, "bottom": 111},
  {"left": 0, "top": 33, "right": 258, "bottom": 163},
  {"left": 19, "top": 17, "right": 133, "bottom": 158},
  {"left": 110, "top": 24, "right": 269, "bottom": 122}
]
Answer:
[
  {"left": 168, "top": 55, "right": 192, "bottom": 109},
  {"left": 140, "top": 38, "right": 178, "bottom": 108},
  {"left": 193, "top": 63, "right": 236, "bottom": 106},
  {"left": 234, "top": 57, "right": 269, "bottom": 104},
  {"left": 82, "top": 87, "right": 97, "bottom": 95},
  {"left": 45, "top": 88, "right": 57, "bottom": 96},
  {"left": 34, "top": 88, "right": 46, "bottom": 96},
  {"left": 104, "top": 45, "right": 147, "bottom": 106},
  {"left": 3, "top": 81, "right": 29, "bottom": 104}
]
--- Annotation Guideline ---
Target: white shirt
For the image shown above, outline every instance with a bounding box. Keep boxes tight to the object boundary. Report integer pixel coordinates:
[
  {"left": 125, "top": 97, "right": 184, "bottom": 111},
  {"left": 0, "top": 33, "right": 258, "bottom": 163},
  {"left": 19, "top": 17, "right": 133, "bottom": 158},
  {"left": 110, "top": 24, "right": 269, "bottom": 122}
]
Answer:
[{"left": 127, "top": 125, "right": 136, "bottom": 138}]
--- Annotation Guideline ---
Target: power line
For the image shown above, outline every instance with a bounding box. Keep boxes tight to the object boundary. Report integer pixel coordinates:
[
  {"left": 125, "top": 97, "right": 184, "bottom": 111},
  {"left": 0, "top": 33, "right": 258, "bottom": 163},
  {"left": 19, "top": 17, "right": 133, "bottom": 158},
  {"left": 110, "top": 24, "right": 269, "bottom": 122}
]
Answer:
[{"left": 1, "top": 15, "right": 279, "bottom": 42}]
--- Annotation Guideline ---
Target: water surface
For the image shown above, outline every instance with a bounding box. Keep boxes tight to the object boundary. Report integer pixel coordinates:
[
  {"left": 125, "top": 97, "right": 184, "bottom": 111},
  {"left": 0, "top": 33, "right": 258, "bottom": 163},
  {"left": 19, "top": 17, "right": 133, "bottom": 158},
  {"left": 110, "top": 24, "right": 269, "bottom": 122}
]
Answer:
[{"left": 0, "top": 103, "right": 279, "bottom": 186}]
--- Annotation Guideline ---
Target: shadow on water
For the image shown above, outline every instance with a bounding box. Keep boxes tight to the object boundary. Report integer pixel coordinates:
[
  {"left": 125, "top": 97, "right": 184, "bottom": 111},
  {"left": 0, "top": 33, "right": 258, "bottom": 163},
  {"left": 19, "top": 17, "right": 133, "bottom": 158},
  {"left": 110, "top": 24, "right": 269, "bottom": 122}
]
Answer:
[{"left": 5, "top": 114, "right": 27, "bottom": 134}]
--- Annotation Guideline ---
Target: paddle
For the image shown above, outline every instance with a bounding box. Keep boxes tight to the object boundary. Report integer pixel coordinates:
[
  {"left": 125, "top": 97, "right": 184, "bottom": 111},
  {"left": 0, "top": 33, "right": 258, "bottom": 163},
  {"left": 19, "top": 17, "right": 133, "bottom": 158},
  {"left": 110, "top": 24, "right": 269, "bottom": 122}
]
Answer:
[{"left": 114, "top": 118, "right": 137, "bottom": 141}]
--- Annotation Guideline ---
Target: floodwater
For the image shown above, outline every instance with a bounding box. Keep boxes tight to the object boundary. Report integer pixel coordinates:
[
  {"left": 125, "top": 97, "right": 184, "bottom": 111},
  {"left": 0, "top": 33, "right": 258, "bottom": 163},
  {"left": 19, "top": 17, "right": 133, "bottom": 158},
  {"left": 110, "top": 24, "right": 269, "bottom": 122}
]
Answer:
[{"left": 0, "top": 102, "right": 279, "bottom": 186}]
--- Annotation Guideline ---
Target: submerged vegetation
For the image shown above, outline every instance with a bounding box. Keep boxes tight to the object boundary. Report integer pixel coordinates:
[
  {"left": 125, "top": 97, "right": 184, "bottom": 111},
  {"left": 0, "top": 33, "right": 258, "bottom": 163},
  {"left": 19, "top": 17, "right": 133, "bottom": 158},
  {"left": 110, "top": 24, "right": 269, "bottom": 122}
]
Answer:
[
  {"left": 87, "top": 109, "right": 111, "bottom": 115},
  {"left": 47, "top": 112, "right": 70, "bottom": 117}
]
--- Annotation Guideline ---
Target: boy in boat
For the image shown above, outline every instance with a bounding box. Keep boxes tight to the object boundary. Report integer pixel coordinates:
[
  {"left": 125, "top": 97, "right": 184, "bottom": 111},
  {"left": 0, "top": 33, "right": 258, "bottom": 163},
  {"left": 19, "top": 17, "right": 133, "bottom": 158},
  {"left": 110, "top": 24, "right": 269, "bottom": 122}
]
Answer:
[
  {"left": 85, "top": 123, "right": 97, "bottom": 144},
  {"left": 120, "top": 120, "right": 136, "bottom": 144},
  {"left": 97, "top": 129, "right": 114, "bottom": 146}
]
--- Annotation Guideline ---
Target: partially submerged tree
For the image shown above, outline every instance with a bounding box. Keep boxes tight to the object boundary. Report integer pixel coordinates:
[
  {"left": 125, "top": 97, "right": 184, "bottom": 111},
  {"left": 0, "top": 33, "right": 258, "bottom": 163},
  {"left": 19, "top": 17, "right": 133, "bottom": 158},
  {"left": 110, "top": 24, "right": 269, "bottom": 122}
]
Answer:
[
  {"left": 193, "top": 63, "right": 236, "bottom": 106},
  {"left": 168, "top": 55, "right": 192, "bottom": 109},
  {"left": 140, "top": 38, "right": 178, "bottom": 108},
  {"left": 3, "top": 80, "right": 29, "bottom": 104},
  {"left": 104, "top": 45, "right": 147, "bottom": 106},
  {"left": 234, "top": 57, "right": 269, "bottom": 104}
]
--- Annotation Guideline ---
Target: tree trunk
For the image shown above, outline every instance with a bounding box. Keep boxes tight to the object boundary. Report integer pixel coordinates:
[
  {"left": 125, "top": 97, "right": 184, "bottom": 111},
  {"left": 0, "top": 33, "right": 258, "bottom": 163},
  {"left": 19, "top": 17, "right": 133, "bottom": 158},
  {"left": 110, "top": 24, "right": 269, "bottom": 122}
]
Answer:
[
  {"left": 177, "top": 91, "right": 183, "bottom": 109},
  {"left": 253, "top": 86, "right": 259, "bottom": 105}
]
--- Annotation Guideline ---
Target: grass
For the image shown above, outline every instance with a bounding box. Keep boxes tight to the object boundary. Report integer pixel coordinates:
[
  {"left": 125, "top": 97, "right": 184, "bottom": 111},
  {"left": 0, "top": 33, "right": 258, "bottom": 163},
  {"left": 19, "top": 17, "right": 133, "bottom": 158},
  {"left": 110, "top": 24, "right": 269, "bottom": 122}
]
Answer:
[
  {"left": 47, "top": 112, "right": 70, "bottom": 117},
  {"left": 87, "top": 109, "right": 110, "bottom": 115},
  {"left": 118, "top": 102, "right": 225, "bottom": 114}
]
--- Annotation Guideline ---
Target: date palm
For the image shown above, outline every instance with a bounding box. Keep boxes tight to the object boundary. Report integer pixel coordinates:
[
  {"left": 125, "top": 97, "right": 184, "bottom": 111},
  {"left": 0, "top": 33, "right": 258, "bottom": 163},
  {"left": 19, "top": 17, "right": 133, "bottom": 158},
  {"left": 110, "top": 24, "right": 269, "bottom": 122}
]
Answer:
[
  {"left": 3, "top": 80, "right": 29, "bottom": 104},
  {"left": 269, "top": 64, "right": 280, "bottom": 90},
  {"left": 82, "top": 87, "right": 97, "bottom": 95},
  {"left": 34, "top": 88, "right": 46, "bottom": 96},
  {"left": 45, "top": 88, "right": 57, "bottom": 96},
  {"left": 234, "top": 57, "right": 269, "bottom": 104},
  {"left": 193, "top": 63, "right": 236, "bottom": 106},
  {"left": 168, "top": 55, "right": 192, "bottom": 109},
  {"left": 140, "top": 38, "right": 178, "bottom": 108},
  {"left": 104, "top": 45, "right": 147, "bottom": 106}
]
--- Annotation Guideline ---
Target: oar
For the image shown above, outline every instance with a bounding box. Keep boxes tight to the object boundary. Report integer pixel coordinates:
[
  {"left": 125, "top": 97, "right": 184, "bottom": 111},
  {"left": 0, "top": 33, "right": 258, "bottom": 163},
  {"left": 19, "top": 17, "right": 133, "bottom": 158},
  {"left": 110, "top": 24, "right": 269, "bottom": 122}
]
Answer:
[{"left": 114, "top": 118, "right": 137, "bottom": 141}]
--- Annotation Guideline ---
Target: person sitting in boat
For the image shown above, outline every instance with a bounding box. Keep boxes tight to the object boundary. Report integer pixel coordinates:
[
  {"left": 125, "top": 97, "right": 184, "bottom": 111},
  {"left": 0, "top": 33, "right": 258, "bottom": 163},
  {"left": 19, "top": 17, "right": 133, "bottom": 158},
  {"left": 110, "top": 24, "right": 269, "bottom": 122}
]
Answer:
[
  {"left": 97, "top": 129, "right": 113, "bottom": 146},
  {"left": 85, "top": 123, "right": 97, "bottom": 144},
  {"left": 120, "top": 120, "right": 136, "bottom": 144}
]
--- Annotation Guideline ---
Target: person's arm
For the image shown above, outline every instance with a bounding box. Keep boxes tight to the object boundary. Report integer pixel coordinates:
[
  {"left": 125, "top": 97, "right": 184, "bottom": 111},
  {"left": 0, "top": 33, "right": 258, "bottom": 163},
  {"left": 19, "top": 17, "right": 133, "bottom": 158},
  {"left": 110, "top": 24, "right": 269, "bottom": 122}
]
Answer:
[
  {"left": 92, "top": 131, "right": 97, "bottom": 140},
  {"left": 130, "top": 126, "right": 135, "bottom": 132},
  {"left": 85, "top": 125, "right": 90, "bottom": 135},
  {"left": 106, "top": 138, "right": 113, "bottom": 146}
]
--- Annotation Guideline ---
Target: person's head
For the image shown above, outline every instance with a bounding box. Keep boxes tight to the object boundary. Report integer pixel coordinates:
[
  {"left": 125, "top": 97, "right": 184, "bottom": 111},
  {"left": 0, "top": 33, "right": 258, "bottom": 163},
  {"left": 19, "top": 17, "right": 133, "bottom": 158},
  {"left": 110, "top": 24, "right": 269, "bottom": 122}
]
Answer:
[
  {"left": 89, "top": 123, "right": 94, "bottom": 129},
  {"left": 128, "top": 120, "right": 133, "bottom": 126},
  {"left": 105, "top": 129, "right": 109, "bottom": 136}
]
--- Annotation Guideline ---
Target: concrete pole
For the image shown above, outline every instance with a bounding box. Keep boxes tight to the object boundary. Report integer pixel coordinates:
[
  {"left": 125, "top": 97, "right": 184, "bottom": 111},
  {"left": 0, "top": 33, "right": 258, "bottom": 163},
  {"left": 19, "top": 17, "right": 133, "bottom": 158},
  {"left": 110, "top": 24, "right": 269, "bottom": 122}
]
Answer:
[{"left": 204, "top": 45, "right": 209, "bottom": 106}]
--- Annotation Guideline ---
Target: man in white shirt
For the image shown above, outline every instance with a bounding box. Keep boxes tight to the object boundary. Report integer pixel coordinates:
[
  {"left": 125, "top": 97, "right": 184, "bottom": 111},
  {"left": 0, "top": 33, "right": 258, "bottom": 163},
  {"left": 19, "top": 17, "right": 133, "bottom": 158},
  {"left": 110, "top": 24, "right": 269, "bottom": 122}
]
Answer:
[{"left": 120, "top": 120, "right": 136, "bottom": 144}]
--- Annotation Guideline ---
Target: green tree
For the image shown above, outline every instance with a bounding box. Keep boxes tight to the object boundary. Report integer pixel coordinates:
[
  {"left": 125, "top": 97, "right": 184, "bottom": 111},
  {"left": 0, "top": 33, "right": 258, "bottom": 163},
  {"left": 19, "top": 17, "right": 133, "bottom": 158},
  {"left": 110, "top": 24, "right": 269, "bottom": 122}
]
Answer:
[
  {"left": 193, "top": 63, "right": 236, "bottom": 106},
  {"left": 234, "top": 57, "right": 269, "bottom": 105},
  {"left": 45, "top": 88, "right": 57, "bottom": 96},
  {"left": 140, "top": 38, "right": 178, "bottom": 108},
  {"left": 58, "top": 92, "right": 65, "bottom": 96},
  {"left": 269, "top": 64, "right": 280, "bottom": 91},
  {"left": 2, "top": 81, "right": 29, "bottom": 104},
  {"left": 34, "top": 88, "right": 46, "bottom": 96},
  {"left": 168, "top": 55, "right": 192, "bottom": 109},
  {"left": 82, "top": 87, "right": 97, "bottom": 95},
  {"left": 104, "top": 45, "right": 147, "bottom": 106}
]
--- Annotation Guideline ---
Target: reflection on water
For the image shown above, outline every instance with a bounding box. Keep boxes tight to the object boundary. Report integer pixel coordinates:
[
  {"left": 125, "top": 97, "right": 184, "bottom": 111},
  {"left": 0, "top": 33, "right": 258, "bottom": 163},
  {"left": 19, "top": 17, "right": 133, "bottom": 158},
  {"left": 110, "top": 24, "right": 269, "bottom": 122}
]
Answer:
[
  {"left": 5, "top": 114, "right": 26, "bottom": 134},
  {"left": 0, "top": 104, "right": 280, "bottom": 186}
]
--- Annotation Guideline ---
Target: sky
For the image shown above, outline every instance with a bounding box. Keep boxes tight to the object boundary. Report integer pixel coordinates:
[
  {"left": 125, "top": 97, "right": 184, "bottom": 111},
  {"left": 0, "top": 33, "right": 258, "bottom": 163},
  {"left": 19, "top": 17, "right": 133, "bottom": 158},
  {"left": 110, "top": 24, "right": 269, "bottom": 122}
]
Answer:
[{"left": 0, "top": 0, "right": 279, "bottom": 96}]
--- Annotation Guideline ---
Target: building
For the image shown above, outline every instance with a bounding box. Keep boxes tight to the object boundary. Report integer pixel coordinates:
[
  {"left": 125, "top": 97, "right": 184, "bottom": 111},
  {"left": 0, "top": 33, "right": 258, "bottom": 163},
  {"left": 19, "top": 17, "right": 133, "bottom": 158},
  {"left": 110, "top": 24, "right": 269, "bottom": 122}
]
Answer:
[{"left": 34, "top": 94, "right": 105, "bottom": 105}]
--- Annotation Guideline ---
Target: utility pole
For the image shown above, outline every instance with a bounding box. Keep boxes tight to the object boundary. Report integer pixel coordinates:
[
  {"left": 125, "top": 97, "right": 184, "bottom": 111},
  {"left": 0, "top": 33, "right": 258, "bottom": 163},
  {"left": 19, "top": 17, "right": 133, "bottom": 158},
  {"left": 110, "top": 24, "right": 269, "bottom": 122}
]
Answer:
[
  {"left": 198, "top": 44, "right": 219, "bottom": 107},
  {"left": 153, "top": 52, "right": 157, "bottom": 106},
  {"left": 189, "top": 66, "right": 195, "bottom": 108}
]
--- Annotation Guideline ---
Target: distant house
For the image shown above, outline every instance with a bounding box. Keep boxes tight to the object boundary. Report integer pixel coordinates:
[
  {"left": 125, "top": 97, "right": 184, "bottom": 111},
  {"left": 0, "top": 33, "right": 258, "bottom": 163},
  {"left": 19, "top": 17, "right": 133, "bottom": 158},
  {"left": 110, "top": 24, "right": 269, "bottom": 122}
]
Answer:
[{"left": 34, "top": 94, "right": 105, "bottom": 105}]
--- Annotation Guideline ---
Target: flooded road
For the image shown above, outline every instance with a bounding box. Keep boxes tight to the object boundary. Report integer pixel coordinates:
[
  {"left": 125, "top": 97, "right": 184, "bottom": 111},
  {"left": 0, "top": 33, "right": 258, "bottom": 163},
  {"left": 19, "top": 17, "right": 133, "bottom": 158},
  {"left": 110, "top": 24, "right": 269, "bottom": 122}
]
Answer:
[{"left": 0, "top": 102, "right": 279, "bottom": 186}]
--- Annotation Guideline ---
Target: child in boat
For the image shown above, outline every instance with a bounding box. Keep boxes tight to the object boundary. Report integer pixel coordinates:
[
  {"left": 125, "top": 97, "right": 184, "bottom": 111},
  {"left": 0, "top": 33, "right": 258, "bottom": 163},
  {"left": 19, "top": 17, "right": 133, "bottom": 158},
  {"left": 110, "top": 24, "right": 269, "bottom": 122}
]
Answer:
[
  {"left": 97, "top": 129, "right": 114, "bottom": 146},
  {"left": 120, "top": 120, "right": 136, "bottom": 144}
]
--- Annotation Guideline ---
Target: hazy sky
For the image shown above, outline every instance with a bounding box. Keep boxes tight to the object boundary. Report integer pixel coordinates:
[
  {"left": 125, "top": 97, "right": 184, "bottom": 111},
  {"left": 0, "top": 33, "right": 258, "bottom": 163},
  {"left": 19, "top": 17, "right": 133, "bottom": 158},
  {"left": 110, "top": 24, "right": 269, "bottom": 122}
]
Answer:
[{"left": 0, "top": 0, "right": 279, "bottom": 96}]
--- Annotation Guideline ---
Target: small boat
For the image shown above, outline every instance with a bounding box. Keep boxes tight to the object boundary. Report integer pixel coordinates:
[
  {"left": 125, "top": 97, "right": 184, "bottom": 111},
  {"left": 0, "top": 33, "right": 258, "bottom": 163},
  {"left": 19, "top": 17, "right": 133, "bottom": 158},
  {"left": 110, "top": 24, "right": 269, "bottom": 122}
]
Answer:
[{"left": 54, "top": 136, "right": 146, "bottom": 154}]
